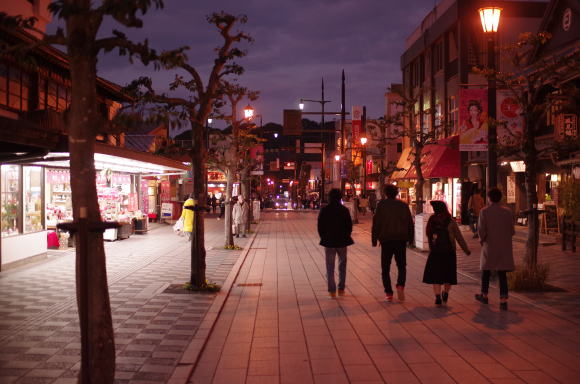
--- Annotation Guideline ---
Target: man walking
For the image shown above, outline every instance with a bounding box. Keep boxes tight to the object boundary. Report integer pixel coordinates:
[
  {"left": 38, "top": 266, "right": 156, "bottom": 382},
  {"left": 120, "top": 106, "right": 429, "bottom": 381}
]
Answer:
[
  {"left": 318, "top": 189, "right": 354, "bottom": 298},
  {"left": 372, "top": 184, "right": 414, "bottom": 302},
  {"left": 475, "top": 188, "right": 515, "bottom": 311},
  {"left": 468, "top": 188, "right": 485, "bottom": 238}
]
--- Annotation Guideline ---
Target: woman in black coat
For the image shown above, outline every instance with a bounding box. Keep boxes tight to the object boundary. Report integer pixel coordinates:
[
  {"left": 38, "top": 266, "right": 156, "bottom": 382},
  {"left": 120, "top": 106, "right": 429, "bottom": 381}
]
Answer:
[
  {"left": 318, "top": 189, "right": 354, "bottom": 297},
  {"left": 423, "top": 201, "right": 471, "bottom": 305}
]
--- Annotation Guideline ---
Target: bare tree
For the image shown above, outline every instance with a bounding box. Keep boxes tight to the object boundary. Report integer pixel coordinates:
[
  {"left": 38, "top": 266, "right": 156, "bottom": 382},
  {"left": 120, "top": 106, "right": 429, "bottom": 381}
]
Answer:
[
  {"left": 482, "top": 32, "right": 580, "bottom": 268},
  {"left": 125, "top": 12, "right": 252, "bottom": 284}
]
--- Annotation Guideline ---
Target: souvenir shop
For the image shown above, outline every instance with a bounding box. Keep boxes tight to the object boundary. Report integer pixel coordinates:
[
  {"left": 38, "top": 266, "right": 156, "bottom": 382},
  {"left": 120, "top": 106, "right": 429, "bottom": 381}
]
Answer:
[{"left": 1, "top": 148, "right": 188, "bottom": 270}]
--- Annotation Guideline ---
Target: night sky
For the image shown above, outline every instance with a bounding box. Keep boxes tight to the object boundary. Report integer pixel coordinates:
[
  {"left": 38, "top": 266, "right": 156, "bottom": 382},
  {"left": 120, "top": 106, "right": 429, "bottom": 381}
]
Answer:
[{"left": 49, "top": 0, "right": 437, "bottom": 132}]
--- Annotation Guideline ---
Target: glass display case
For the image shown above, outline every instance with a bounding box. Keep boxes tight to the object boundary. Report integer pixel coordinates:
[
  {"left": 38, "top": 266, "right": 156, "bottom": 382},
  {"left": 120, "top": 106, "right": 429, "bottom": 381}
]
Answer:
[
  {"left": 1, "top": 164, "right": 20, "bottom": 237},
  {"left": 24, "top": 166, "right": 43, "bottom": 233}
]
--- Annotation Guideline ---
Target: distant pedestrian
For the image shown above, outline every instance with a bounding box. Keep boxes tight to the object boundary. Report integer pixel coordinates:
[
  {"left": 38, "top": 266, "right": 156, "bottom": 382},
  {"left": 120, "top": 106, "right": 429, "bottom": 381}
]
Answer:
[
  {"left": 369, "top": 191, "right": 377, "bottom": 214},
  {"left": 318, "top": 189, "right": 354, "bottom": 298},
  {"left": 211, "top": 194, "right": 217, "bottom": 213},
  {"left": 359, "top": 195, "right": 369, "bottom": 215},
  {"left": 423, "top": 201, "right": 471, "bottom": 306},
  {"left": 218, "top": 197, "right": 225, "bottom": 219},
  {"left": 468, "top": 188, "right": 485, "bottom": 238},
  {"left": 232, "top": 196, "right": 249, "bottom": 238},
  {"left": 475, "top": 188, "right": 515, "bottom": 311},
  {"left": 372, "top": 184, "right": 414, "bottom": 302},
  {"left": 180, "top": 195, "right": 195, "bottom": 241}
]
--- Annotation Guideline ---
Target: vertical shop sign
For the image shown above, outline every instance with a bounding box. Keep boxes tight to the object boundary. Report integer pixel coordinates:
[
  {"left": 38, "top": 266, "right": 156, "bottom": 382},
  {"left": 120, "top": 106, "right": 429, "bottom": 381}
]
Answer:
[
  {"left": 556, "top": 113, "right": 578, "bottom": 140},
  {"left": 507, "top": 175, "right": 516, "bottom": 203},
  {"left": 459, "top": 89, "right": 488, "bottom": 151},
  {"left": 351, "top": 106, "right": 362, "bottom": 151},
  {"left": 160, "top": 180, "right": 171, "bottom": 203},
  {"left": 250, "top": 145, "right": 265, "bottom": 175},
  {"left": 128, "top": 193, "right": 138, "bottom": 211},
  {"left": 497, "top": 90, "right": 524, "bottom": 147},
  {"left": 140, "top": 180, "right": 149, "bottom": 213}
]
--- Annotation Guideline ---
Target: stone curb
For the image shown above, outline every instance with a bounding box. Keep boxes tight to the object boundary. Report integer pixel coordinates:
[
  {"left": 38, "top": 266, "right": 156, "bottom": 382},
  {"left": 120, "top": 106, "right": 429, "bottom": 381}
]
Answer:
[{"left": 167, "top": 223, "right": 261, "bottom": 384}]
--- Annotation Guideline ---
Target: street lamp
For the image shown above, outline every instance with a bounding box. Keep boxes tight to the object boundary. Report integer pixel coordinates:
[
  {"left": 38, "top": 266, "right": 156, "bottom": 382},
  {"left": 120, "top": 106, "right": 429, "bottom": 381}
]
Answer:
[
  {"left": 479, "top": 6, "right": 502, "bottom": 197},
  {"left": 298, "top": 79, "right": 332, "bottom": 203},
  {"left": 360, "top": 136, "right": 368, "bottom": 196},
  {"left": 244, "top": 104, "right": 255, "bottom": 119},
  {"left": 335, "top": 154, "right": 341, "bottom": 162}
]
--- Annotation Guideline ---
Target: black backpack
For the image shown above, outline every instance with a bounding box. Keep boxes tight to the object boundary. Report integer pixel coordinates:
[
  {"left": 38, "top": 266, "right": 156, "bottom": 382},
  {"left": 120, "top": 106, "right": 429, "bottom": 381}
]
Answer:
[{"left": 430, "top": 217, "right": 453, "bottom": 254}]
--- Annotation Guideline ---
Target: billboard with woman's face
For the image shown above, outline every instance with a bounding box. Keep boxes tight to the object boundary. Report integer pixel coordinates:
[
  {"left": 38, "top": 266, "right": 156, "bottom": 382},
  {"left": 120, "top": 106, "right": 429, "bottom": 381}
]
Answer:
[{"left": 459, "top": 89, "right": 488, "bottom": 151}]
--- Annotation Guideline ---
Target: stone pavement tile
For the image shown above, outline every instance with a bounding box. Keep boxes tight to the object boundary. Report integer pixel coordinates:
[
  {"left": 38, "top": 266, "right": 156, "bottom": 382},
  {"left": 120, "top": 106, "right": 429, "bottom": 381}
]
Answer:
[
  {"left": 408, "top": 362, "right": 454, "bottom": 383},
  {"left": 309, "top": 358, "right": 344, "bottom": 375},
  {"left": 313, "top": 373, "right": 349, "bottom": 384},
  {"left": 245, "top": 375, "right": 280, "bottom": 384},
  {"left": 216, "top": 352, "right": 250, "bottom": 370},
  {"left": 249, "top": 346, "right": 278, "bottom": 361},
  {"left": 513, "top": 370, "right": 559, "bottom": 384},
  {"left": 343, "top": 364, "right": 383, "bottom": 382},
  {"left": 472, "top": 362, "right": 516, "bottom": 379},
  {"left": 212, "top": 368, "right": 246, "bottom": 384},
  {"left": 378, "top": 370, "right": 421, "bottom": 383},
  {"left": 306, "top": 345, "right": 339, "bottom": 360},
  {"left": 247, "top": 359, "right": 280, "bottom": 376}
]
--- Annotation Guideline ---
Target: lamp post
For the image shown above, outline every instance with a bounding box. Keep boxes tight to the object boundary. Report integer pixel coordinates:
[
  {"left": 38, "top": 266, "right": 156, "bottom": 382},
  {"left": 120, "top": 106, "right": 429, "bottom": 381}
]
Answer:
[
  {"left": 299, "top": 78, "right": 331, "bottom": 203},
  {"left": 479, "top": 6, "right": 502, "bottom": 197},
  {"left": 360, "top": 136, "right": 368, "bottom": 197}
]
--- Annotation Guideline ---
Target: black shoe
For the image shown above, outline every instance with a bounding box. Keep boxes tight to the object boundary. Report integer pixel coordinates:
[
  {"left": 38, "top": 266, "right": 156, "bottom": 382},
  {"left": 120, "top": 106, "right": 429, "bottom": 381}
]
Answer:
[
  {"left": 475, "top": 294, "right": 488, "bottom": 304},
  {"left": 435, "top": 295, "right": 442, "bottom": 306},
  {"left": 442, "top": 291, "right": 449, "bottom": 303},
  {"left": 500, "top": 302, "right": 508, "bottom": 311}
]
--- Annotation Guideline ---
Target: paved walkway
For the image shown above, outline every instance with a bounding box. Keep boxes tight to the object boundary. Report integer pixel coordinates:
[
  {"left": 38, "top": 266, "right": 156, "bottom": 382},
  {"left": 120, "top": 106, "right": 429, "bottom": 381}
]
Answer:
[
  {"left": 190, "top": 211, "right": 580, "bottom": 384},
  {"left": 0, "top": 216, "right": 252, "bottom": 384}
]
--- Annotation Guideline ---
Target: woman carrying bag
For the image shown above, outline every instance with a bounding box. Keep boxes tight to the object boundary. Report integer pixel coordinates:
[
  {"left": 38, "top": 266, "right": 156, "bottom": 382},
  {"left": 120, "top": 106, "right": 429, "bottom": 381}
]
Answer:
[{"left": 422, "top": 201, "right": 471, "bottom": 306}]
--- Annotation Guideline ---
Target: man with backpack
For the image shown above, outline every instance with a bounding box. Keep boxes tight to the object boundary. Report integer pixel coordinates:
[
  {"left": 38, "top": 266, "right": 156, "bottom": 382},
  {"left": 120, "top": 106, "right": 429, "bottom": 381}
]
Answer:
[{"left": 372, "top": 184, "right": 414, "bottom": 302}]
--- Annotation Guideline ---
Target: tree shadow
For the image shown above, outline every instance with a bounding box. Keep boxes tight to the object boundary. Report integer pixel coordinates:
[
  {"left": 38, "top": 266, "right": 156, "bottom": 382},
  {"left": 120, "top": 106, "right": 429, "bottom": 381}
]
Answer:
[{"left": 472, "top": 304, "right": 523, "bottom": 330}]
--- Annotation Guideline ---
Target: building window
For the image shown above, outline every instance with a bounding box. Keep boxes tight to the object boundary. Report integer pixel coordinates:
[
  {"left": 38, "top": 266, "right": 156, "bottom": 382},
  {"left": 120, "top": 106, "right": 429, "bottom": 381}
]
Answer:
[
  {"left": 0, "top": 64, "right": 30, "bottom": 112},
  {"left": 23, "top": 166, "right": 43, "bottom": 233},
  {"left": 448, "top": 95, "right": 458, "bottom": 135},
  {"left": 1, "top": 165, "right": 21, "bottom": 237},
  {"left": 38, "top": 77, "right": 70, "bottom": 112},
  {"left": 433, "top": 41, "right": 443, "bottom": 73}
]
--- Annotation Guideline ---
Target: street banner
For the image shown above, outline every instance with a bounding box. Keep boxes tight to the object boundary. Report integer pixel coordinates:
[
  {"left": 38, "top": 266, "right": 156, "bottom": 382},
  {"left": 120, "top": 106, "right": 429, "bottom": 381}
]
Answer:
[
  {"left": 556, "top": 113, "right": 578, "bottom": 140},
  {"left": 459, "top": 89, "right": 488, "bottom": 151},
  {"left": 352, "top": 106, "right": 363, "bottom": 149},
  {"left": 250, "top": 144, "right": 264, "bottom": 175},
  {"left": 497, "top": 90, "right": 524, "bottom": 147}
]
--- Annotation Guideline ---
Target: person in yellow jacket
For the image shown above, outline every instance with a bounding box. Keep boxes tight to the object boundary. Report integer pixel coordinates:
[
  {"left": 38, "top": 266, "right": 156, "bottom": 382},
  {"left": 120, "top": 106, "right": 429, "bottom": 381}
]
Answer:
[{"left": 180, "top": 195, "right": 195, "bottom": 241}]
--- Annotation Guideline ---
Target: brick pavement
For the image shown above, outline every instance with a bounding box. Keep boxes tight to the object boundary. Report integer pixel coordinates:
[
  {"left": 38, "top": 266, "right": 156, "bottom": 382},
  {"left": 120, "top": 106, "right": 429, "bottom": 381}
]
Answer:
[
  {"left": 0, "top": 216, "right": 252, "bottom": 384},
  {"left": 189, "top": 211, "right": 580, "bottom": 384}
]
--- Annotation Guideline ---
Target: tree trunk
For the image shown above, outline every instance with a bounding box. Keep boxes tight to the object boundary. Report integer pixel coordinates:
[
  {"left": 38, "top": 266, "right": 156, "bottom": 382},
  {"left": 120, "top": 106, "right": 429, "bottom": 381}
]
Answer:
[
  {"left": 190, "top": 121, "right": 206, "bottom": 286},
  {"left": 67, "top": 13, "right": 115, "bottom": 383},
  {"left": 224, "top": 168, "right": 234, "bottom": 247},
  {"left": 523, "top": 119, "right": 539, "bottom": 268}
]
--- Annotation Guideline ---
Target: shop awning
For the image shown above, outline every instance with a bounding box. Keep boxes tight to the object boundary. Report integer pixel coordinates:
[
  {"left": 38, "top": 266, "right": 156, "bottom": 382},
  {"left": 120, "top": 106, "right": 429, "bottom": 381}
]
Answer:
[
  {"left": 391, "top": 147, "right": 413, "bottom": 179},
  {"left": 33, "top": 143, "right": 189, "bottom": 174},
  {"left": 406, "top": 136, "right": 460, "bottom": 179}
]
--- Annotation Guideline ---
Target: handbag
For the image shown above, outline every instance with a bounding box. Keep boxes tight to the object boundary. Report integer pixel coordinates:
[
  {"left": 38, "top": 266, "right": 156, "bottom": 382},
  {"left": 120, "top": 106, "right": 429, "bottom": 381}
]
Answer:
[{"left": 173, "top": 216, "right": 185, "bottom": 235}]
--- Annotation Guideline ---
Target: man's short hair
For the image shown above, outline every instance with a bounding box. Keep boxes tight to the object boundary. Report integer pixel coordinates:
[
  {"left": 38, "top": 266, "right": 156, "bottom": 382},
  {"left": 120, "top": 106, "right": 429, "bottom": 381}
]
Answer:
[
  {"left": 383, "top": 184, "right": 399, "bottom": 199},
  {"left": 328, "top": 188, "right": 342, "bottom": 202},
  {"left": 488, "top": 187, "right": 502, "bottom": 203}
]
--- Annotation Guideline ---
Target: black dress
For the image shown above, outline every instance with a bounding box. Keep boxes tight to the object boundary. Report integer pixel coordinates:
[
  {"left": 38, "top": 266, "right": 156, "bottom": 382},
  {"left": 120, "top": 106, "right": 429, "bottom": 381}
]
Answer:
[{"left": 422, "top": 216, "right": 457, "bottom": 285}]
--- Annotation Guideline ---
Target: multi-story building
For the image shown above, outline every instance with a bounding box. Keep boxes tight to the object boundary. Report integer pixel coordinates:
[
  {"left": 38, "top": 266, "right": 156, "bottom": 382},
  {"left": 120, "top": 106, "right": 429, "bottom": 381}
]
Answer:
[{"left": 396, "top": 0, "right": 549, "bottom": 221}]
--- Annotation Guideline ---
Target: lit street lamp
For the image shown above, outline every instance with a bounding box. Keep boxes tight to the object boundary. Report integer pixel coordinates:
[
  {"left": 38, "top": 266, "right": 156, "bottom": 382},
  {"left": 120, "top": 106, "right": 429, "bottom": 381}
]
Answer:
[
  {"left": 360, "top": 136, "right": 367, "bottom": 196},
  {"left": 479, "top": 6, "right": 502, "bottom": 197}
]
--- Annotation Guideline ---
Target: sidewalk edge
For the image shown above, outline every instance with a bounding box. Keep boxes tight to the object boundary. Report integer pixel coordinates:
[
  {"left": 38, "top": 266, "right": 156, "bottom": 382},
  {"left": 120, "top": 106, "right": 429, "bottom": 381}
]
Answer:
[{"left": 167, "top": 224, "right": 261, "bottom": 384}]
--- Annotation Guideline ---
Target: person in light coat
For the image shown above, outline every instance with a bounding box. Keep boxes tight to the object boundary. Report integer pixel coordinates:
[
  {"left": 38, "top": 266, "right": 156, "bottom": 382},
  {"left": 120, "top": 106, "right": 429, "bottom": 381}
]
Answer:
[
  {"left": 232, "top": 196, "right": 249, "bottom": 238},
  {"left": 475, "top": 188, "right": 515, "bottom": 311}
]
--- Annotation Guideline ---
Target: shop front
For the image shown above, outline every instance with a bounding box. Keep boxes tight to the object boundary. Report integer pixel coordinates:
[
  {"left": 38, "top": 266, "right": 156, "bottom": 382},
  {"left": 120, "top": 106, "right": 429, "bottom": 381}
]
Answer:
[{"left": 0, "top": 146, "right": 188, "bottom": 270}]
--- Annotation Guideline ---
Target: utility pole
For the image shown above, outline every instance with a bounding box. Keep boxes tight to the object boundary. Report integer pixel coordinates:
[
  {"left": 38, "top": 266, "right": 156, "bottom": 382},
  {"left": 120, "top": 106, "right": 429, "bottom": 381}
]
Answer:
[{"left": 341, "top": 70, "right": 346, "bottom": 194}]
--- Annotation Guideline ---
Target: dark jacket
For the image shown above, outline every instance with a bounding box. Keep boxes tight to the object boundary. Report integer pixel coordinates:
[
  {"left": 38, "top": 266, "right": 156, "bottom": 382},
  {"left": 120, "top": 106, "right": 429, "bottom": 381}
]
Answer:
[
  {"left": 318, "top": 201, "right": 354, "bottom": 248},
  {"left": 372, "top": 198, "right": 414, "bottom": 243}
]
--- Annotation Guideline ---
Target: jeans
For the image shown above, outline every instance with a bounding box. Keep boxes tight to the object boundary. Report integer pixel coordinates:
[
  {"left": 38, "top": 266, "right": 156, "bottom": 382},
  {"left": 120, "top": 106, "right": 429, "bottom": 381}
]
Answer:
[
  {"left": 325, "top": 247, "right": 347, "bottom": 292},
  {"left": 380, "top": 240, "right": 407, "bottom": 294},
  {"left": 481, "top": 270, "right": 508, "bottom": 298},
  {"left": 469, "top": 214, "right": 479, "bottom": 234}
]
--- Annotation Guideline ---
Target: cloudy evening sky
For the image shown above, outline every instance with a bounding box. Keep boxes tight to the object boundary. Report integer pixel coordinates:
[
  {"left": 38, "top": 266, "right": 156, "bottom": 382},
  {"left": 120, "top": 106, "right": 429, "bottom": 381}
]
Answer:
[{"left": 49, "top": 0, "right": 437, "bottom": 133}]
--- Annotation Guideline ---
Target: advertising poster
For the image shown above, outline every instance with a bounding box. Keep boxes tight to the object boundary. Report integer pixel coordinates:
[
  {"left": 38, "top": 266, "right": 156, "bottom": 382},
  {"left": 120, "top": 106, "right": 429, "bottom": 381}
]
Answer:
[
  {"left": 497, "top": 90, "right": 524, "bottom": 147},
  {"left": 351, "top": 106, "right": 363, "bottom": 149},
  {"left": 250, "top": 144, "right": 264, "bottom": 175},
  {"left": 459, "top": 89, "right": 488, "bottom": 151}
]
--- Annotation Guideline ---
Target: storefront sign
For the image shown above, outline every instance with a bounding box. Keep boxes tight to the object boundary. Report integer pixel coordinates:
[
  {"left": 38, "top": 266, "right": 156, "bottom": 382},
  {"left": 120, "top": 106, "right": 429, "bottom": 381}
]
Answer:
[
  {"left": 128, "top": 193, "right": 138, "bottom": 211},
  {"left": 352, "top": 106, "right": 363, "bottom": 149},
  {"left": 507, "top": 175, "right": 516, "bottom": 203},
  {"left": 510, "top": 161, "right": 526, "bottom": 172},
  {"left": 459, "top": 89, "right": 488, "bottom": 151},
  {"left": 250, "top": 145, "right": 264, "bottom": 175},
  {"left": 556, "top": 113, "right": 578, "bottom": 140},
  {"left": 161, "top": 203, "right": 173, "bottom": 218}
]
